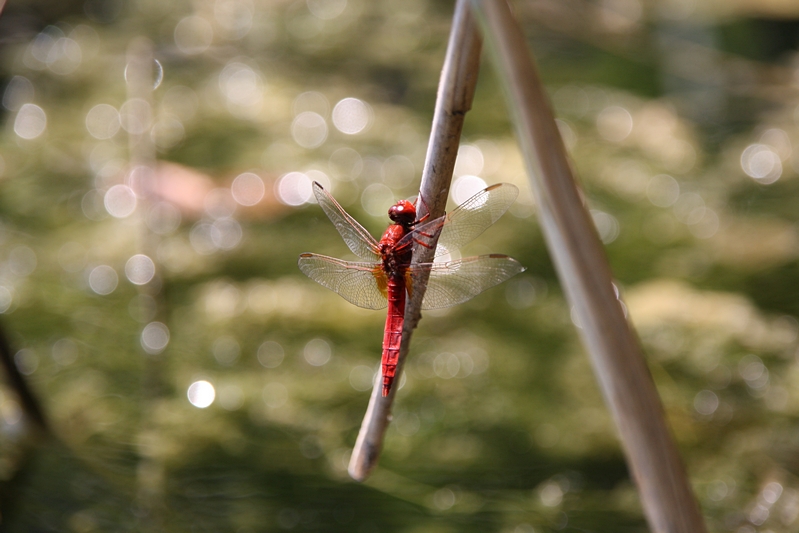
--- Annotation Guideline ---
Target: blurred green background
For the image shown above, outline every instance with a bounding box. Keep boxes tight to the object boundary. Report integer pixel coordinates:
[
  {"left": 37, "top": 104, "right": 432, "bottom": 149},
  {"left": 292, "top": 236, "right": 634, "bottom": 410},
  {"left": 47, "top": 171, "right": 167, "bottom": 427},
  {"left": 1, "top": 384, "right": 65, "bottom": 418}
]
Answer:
[{"left": 1, "top": 0, "right": 799, "bottom": 531}]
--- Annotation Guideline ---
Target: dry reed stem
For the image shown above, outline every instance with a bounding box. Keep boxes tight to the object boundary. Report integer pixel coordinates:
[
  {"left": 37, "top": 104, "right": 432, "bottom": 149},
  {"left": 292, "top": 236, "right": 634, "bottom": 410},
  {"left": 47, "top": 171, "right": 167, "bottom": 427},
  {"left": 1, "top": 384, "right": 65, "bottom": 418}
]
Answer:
[
  {"left": 347, "top": 0, "right": 482, "bottom": 482},
  {"left": 470, "top": 0, "right": 707, "bottom": 531}
]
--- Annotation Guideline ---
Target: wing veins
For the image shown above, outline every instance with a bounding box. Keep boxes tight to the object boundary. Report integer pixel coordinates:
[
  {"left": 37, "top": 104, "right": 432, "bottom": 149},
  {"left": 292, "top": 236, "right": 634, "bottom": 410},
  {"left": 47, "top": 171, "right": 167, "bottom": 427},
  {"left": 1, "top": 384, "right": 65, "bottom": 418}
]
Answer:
[
  {"left": 298, "top": 254, "right": 387, "bottom": 310},
  {"left": 313, "top": 182, "right": 381, "bottom": 261},
  {"left": 410, "top": 254, "right": 525, "bottom": 309}
]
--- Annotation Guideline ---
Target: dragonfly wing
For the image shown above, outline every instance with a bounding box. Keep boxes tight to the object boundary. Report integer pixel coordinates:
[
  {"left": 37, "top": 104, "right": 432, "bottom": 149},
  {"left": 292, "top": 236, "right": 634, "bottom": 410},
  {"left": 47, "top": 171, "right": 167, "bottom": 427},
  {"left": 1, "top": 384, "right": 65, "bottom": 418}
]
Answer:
[
  {"left": 298, "top": 253, "right": 388, "bottom": 310},
  {"left": 312, "top": 182, "right": 381, "bottom": 261},
  {"left": 436, "top": 183, "right": 519, "bottom": 258},
  {"left": 414, "top": 254, "right": 526, "bottom": 309},
  {"left": 394, "top": 214, "right": 446, "bottom": 253}
]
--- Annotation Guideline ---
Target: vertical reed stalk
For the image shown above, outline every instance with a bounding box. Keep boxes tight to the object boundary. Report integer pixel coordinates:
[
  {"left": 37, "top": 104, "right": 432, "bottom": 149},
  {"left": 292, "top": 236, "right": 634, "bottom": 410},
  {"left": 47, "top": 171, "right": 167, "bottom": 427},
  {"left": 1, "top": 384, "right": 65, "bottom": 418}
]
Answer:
[
  {"left": 470, "top": 1, "right": 707, "bottom": 531},
  {"left": 126, "top": 37, "right": 167, "bottom": 530},
  {"left": 347, "top": 0, "right": 482, "bottom": 482}
]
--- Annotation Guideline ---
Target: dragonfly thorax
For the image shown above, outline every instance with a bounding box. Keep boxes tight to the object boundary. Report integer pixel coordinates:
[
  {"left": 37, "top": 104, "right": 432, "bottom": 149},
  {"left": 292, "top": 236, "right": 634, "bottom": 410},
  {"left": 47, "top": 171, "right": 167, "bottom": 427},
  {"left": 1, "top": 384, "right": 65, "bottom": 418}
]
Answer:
[
  {"left": 378, "top": 223, "right": 412, "bottom": 278},
  {"left": 388, "top": 200, "right": 416, "bottom": 228}
]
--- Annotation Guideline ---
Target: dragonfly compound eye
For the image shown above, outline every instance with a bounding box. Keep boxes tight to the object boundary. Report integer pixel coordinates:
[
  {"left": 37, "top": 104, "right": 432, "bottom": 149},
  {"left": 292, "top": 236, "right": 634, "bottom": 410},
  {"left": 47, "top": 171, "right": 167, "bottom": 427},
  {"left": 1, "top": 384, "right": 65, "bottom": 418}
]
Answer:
[{"left": 388, "top": 200, "right": 416, "bottom": 225}]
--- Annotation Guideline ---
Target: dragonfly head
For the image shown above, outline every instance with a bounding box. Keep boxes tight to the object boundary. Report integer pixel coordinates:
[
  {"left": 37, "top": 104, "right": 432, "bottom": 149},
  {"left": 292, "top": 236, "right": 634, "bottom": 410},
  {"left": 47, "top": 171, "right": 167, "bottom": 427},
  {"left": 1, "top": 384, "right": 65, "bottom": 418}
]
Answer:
[{"left": 388, "top": 200, "right": 416, "bottom": 227}]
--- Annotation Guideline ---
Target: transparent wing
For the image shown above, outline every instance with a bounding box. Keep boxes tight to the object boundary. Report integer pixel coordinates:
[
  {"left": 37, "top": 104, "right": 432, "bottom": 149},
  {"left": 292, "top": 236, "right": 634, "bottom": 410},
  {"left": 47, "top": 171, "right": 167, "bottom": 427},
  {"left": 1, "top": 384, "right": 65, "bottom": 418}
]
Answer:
[
  {"left": 412, "top": 254, "right": 526, "bottom": 309},
  {"left": 298, "top": 253, "right": 388, "bottom": 310},
  {"left": 312, "top": 182, "right": 381, "bottom": 261},
  {"left": 436, "top": 183, "right": 519, "bottom": 258},
  {"left": 394, "top": 214, "right": 446, "bottom": 253}
]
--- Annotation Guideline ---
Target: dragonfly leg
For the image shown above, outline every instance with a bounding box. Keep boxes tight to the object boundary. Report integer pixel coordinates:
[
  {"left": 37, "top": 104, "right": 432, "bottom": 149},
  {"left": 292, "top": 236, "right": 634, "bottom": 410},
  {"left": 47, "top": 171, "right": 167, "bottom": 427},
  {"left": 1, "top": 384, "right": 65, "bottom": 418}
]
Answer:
[
  {"left": 412, "top": 237, "right": 436, "bottom": 249},
  {"left": 412, "top": 190, "right": 433, "bottom": 224}
]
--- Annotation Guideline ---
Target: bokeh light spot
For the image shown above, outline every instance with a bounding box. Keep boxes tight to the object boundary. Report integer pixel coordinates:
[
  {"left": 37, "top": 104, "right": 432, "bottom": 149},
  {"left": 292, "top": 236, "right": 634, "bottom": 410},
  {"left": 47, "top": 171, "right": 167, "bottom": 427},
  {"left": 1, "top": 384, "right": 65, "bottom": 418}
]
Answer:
[
  {"left": 434, "top": 352, "right": 460, "bottom": 379},
  {"left": 88, "top": 265, "right": 118, "bottom": 295},
  {"left": 104, "top": 184, "right": 137, "bottom": 218},
  {"left": 432, "top": 488, "right": 456, "bottom": 510},
  {"left": 276, "top": 172, "right": 313, "bottom": 206},
  {"left": 688, "top": 208, "right": 719, "bottom": 239},
  {"left": 452, "top": 175, "right": 487, "bottom": 205},
  {"left": 303, "top": 338, "right": 331, "bottom": 366},
  {"left": 291, "top": 111, "right": 327, "bottom": 148},
  {"left": 52, "top": 338, "right": 79, "bottom": 366},
  {"left": 329, "top": 147, "right": 363, "bottom": 181},
  {"left": 175, "top": 15, "right": 214, "bottom": 54},
  {"left": 395, "top": 412, "right": 420, "bottom": 436},
  {"left": 361, "top": 183, "right": 394, "bottom": 217},
  {"left": 293, "top": 91, "right": 329, "bottom": 117},
  {"left": 694, "top": 390, "right": 719, "bottom": 415},
  {"left": 307, "top": 0, "right": 347, "bottom": 20},
  {"left": 9, "top": 246, "right": 37, "bottom": 277},
  {"left": 47, "top": 37, "right": 82, "bottom": 75},
  {"left": 673, "top": 193, "right": 704, "bottom": 224},
  {"left": 212, "top": 336, "right": 240, "bottom": 365},
  {"left": 231, "top": 172, "right": 265, "bottom": 206},
  {"left": 219, "top": 61, "right": 263, "bottom": 111},
  {"left": 453, "top": 144, "right": 484, "bottom": 177},
  {"left": 596, "top": 105, "right": 632, "bottom": 142},
  {"left": 349, "top": 365, "right": 376, "bottom": 391},
  {"left": 146, "top": 202, "right": 181, "bottom": 235},
  {"left": 124, "top": 58, "right": 163, "bottom": 89},
  {"left": 539, "top": 481, "right": 564, "bottom": 507},
  {"left": 141, "top": 322, "right": 170, "bottom": 354},
  {"left": 85, "top": 104, "right": 120, "bottom": 139},
  {"left": 741, "top": 144, "right": 782, "bottom": 184},
  {"left": 646, "top": 174, "right": 680, "bottom": 207},
  {"left": 739, "top": 354, "right": 769, "bottom": 389},
  {"left": 762, "top": 481, "right": 783, "bottom": 505},
  {"left": 119, "top": 98, "right": 151, "bottom": 135},
  {"left": 759, "top": 129, "right": 791, "bottom": 160},
  {"left": 151, "top": 115, "right": 185, "bottom": 150},
  {"left": 331, "top": 98, "right": 370, "bottom": 135},
  {"left": 215, "top": 0, "right": 255, "bottom": 40},
  {"left": 14, "top": 349, "right": 39, "bottom": 376},
  {"left": 125, "top": 254, "right": 155, "bottom": 285},
  {"left": 590, "top": 210, "right": 620, "bottom": 244},
  {"left": 3, "top": 76, "right": 34, "bottom": 111},
  {"left": 189, "top": 223, "right": 217, "bottom": 255},
  {"left": 187, "top": 380, "right": 216, "bottom": 408},
  {"left": 14, "top": 103, "right": 47, "bottom": 139},
  {"left": 28, "top": 26, "right": 62, "bottom": 67},
  {"left": 258, "top": 340, "right": 285, "bottom": 368},
  {"left": 505, "top": 278, "right": 537, "bottom": 309},
  {"left": 211, "top": 218, "right": 243, "bottom": 250},
  {"left": 382, "top": 155, "right": 414, "bottom": 188}
]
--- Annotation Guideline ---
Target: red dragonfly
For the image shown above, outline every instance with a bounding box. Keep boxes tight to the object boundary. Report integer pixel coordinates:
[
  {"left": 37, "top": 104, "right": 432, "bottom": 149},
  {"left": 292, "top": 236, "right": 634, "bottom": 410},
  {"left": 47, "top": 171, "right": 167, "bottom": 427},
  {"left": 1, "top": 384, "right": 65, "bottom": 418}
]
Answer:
[{"left": 298, "top": 182, "right": 524, "bottom": 396}]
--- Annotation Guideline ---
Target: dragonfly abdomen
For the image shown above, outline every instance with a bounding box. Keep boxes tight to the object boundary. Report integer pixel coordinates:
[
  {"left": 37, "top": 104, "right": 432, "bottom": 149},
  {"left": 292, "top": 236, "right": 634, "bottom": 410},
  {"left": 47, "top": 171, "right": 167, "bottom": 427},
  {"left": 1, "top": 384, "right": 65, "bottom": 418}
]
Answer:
[{"left": 381, "top": 276, "right": 406, "bottom": 397}]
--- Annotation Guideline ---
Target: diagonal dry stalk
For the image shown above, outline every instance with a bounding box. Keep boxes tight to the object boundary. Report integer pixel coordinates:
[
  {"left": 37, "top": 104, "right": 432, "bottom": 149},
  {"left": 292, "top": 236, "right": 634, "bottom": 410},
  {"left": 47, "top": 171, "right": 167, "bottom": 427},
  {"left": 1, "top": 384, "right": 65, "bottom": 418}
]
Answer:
[
  {"left": 0, "top": 322, "right": 49, "bottom": 434},
  {"left": 347, "top": 0, "right": 481, "bottom": 482},
  {"left": 469, "top": 0, "right": 707, "bottom": 531}
]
